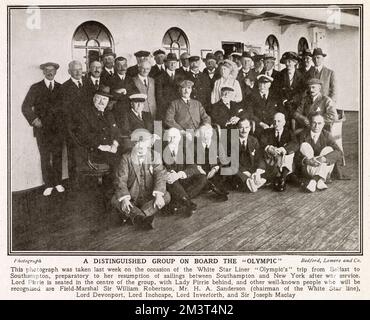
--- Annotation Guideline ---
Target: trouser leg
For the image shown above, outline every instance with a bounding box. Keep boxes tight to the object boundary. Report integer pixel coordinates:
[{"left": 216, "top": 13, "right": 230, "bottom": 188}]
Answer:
[{"left": 35, "top": 132, "right": 53, "bottom": 187}]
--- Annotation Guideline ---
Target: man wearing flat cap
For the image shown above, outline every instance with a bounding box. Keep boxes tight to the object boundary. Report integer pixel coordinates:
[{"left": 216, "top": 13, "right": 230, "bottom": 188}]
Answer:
[
  {"left": 155, "top": 53, "right": 181, "bottom": 120},
  {"left": 149, "top": 49, "right": 167, "bottom": 79},
  {"left": 203, "top": 52, "right": 221, "bottom": 89},
  {"left": 244, "top": 74, "right": 285, "bottom": 138},
  {"left": 294, "top": 78, "right": 338, "bottom": 131},
  {"left": 175, "top": 52, "right": 191, "bottom": 78},
  {"left": 111, "top": 129, "right": 170, "bottom": 229},
  {"left": 307, "top": 48, "right": 336, "bottom": 101},
  {"left": 185, "top": 55, "right": 212, "bottom": 110},
  {"left": 127, "top": 50, "right": 151, "bottom": 78},
  {"left": 22, "top": 62, "right": 64, "bottom": 196},
  {"left": 277, "top": 51, "right": 305, "bottom": 122},
  {"left": 165, "top": 80, "right": 211, "bottom": 139},
  {"left": 100, "top": 48, "right": 117, "bottom": 85},
  {"left": 121, "top": 93, "right": 154, "bottom": 152}
]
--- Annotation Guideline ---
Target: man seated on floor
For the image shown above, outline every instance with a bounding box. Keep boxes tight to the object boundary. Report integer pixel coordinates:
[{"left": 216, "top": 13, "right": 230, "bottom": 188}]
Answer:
[
  {"left": 228, "top": 117, "right": 266, "bottom": 193},
  {"left": 121, "top": 93, "right": 154, "bottom": 152},
  {"left": 260, "top": 112, "right": 299, "bottom": 192},
  {"left": 111, "top": 129, "right": 170, "bottom": 229},
  {"left": 296, "top": 113, "right": 343, "bottom": 193},
  {"left": 162, "top": 127, "right": 208, "bottom": 216},
  {"left": 194, "top": 124, "right": 229, "bottom": 201}
]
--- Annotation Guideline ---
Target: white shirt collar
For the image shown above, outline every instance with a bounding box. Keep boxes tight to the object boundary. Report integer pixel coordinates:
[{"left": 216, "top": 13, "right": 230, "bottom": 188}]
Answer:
[
  {"left": 157, "top": 64, "right": 165, "bottom": 70},
  {"left": 315, "top": 65, "right": 323, "bottom": 72},
  {"left": 168, "top": 144, "right": 179, "bottom": 155},
  {"left": 131, "top": 108, "right": 142, "bottom": 119},
  {"left": 166, "top": 69, "right": 175, "bottom": 77},
  {"left": 118, "top": 73, "right": 126, "bottom": 80},
  {"left": 44, "top": 78, "right": 54, "bottom": 88},
  {"left": 105, "top": 67, "right": 114, "bottom": 74},
  {"left": 182, "top": 97, "right": 190, "bottom": 104},
  {"left": 310, "top": 131, "right": 320, "bottom": 142},
  {"left": 138, "top": 74, "right": 148, "bottom": 83},
  {"left": 182, "top": 66, "right": 189, "bottom": 72},
  {"left": 202, "top": 141, "right": 211, "bottom": 149},
  {"left": 71, "top": 77, "right": 82, "bottom": 87},
  {"left": 239, "top": 137, "right": 248, "bottom": 144},
  {"left": 90, "top": 76, "right": 100, "bottom": 83},
  {"left": 260, "top": 91, "right": 269, "bottom": 99}
]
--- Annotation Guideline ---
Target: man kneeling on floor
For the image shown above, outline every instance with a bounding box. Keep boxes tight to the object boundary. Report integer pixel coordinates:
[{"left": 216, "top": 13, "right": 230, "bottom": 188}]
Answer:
[
  {"left": 111, "top": 129, "right": 170, "bottom": 229},
  {"left": 228, "top": 117, "right": 266, "bottom": 192},
  {"left": 296, "top": 112, "right": 343, "bottom": 192},
  {"left": 260, "top": 112, "right": 299, "bottom": 191}
]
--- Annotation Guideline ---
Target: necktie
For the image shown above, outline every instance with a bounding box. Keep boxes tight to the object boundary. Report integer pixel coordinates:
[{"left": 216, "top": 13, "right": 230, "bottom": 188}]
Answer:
[
  {"left": 242, "top": 140, "right": 247, "bottom": 151},
  {"left": 109, "top": 71, "right": 113, "bottom": 76},
  {"left": 78, "top": 81, "right": 82, "bottom": 89},
  {"left": 171, "top": 73, "right": 175, "bottom": 81},
  {"left": 95, "top": 80, "right": 99, "bottom": 90},
  {"left": 186, "top": 100, "right": 190, "bottom": 106},
  {"left": 48, "top": 82, "right": 53, "bottom": 91},
  {"left": 275, "top": 131, "right": 280, "bottom": 142},
  {"left": 262, "top": 94, "right": 267, "bottom": 102},
  {"left": 144, "top": 79, "right": 148, "bottom": 87}
]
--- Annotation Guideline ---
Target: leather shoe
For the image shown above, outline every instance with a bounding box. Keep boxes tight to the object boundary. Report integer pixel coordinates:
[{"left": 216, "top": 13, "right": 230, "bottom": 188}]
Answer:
[
  {"left": 180, "top": 196, "right": 197, "bottom": 210},
  {"left": 133, "top": 215, "right": 155, "bottom": 230},
  {"left": 275, "top": 177, "right": 286, "bottom": 192},
  {"left": 209, "top": 182, "right": 228, "bottom": 197},
  {"left": 215, "top": 194, "right": 228, "bottom": 202}
]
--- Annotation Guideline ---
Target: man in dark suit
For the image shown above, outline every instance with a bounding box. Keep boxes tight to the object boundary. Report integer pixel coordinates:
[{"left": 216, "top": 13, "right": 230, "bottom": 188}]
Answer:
[
  {"left": 298, "top": 49, "right": 314, "bottom": 80},
  {"left": 112, "top": 130, "right": 170, "bottom": 229},
  {"left": 59, "top": 60, "right": 89, "bottom": 187},
  {"left": 252, "top": 54, "right": 265, "bottom": 76},
  {"left": 22, "top": 62, "right": 64, "bottom": 196},
  {"left": 165, "top": 80, "right": 211, "bottom": 139},
  {"left": 85, "top": 60, "right": 103, "bottom": 101},
  {"left": 127, "top": 50, "right": 150, "bottom": 78},
  {"left": 120, "top": 93, "right": 154, "bottom": 152},
  {"left": 294, "top": 78, "right": 338, "bottom": 131},
  {"left": 162, "top": 127, "right": 208, "bottom": 216},
  {"left": 244, "top": 75, "right": 285, "bottom": 138},
  {"left": 296, "top": 113, "right": 342, "bottom": 192},
  {"left": 236, "top": 52, "right": 254, "bottom": 84},
  {"left": 307, "top": 48, "right": 336, "bottom": 101},
  {"left": 155, "top": 53, "right": 181, "bottom": 120},
  {"left": 214, "top": 50, "right": 224, "bottom": 67},
  {"left": 185, "top": 56, "right": 212, "bottom": 110},
  {"left": 263, "top": 54, "right": 279, "bottom": 95},
  {"left": 175, "top": 52, "right": 190, "bottom": 79},
  {"left": 228, "top": 117, "right": 266, "bottom": 192},
  {"left": 194, "top": 124, "right": 229, "bottom": 201},
  {"left": 73, "top": 86, "right": 120, "bottom": 167},
  {"left": 149, "top": 49, "right": 166, "bottom": 79},
  {"left": 202, "top": 53, "right": 221, "bottom": 90},
  {"left": 100, "top": 48, "right": 117, "bottom": 86},
  {"left": 260, "top": 112, "right": 299, "bottom": 191}
]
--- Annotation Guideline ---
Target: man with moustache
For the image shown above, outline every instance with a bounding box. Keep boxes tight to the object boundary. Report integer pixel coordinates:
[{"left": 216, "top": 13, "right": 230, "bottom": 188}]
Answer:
[
  {"left": 185, "top": 56, "right": 212, "bottom": 110},
  {"left": 22, "top": 62, "right": 64, "bottom": 196},
  {"left": 127, "top": 50, "right": 151, "bottom": 78},
  {"left": 149, "top": 49, "right": 167, "bottom": 78},
  {"left": 202, "top": 52, "right": 221, "bottom": 89},
  {"left": 111, "top": 129, "right": 170, "bottom": 229},
  {"left": 155, "top": 53, "right": 181, "bottom": 121},
  {"left": 175, "top": 52, "right": 191, "bottom": 78},
  {"left": 100, "top": 48, "right": 117, "bottom": 85},
  {"left": 85, "top": 60, "right": 103, "bottom": 101}
]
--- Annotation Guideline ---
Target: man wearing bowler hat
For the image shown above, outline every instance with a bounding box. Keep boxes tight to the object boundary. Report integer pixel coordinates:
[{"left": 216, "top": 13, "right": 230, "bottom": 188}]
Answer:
[
  {"left": 149, "top": 49, "right": 167, "bottom": 78},
  {"left": 127, "top": 50, "right": 151, "bottom": 78},
  {"left": 252, "top": 54, "right": 265, "bottom": 76},
  {"left": 100, "top": 48, "right": 117, "bottom": 85},
  {"left": 22, "top": 62, "right": 64, "bottom": 196},
  {"left": 155, "top": 52, "right": 181, "bottom": 120},
  {"left": 307, "top": 48, "right": 336, "bottom": 101},
  {"left": 202, "top": 52, "right": 221, "bottom": 89},
  {"left": 298, "top": 49, "right": 314, "bottom": 78},
  {"left": 165, "top": 80, "right": 211, "bottom": 138}
]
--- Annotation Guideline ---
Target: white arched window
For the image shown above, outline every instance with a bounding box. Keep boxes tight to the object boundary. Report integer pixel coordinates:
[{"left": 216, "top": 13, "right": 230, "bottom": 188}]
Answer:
[
  {"left": 72, "top": 21, "right": 114, "bottom": 73},
  {"left": 162, "top": 27, "right": 190, "bottom": 59},
  {"left": 265, "top": 34, "right": 280, "bottom": 70}
]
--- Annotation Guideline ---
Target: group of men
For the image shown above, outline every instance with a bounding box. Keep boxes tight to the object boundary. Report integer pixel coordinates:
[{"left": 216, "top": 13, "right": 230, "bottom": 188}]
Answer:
[{"left": 22, "top": 45, "right": 348, "bottom": 230}]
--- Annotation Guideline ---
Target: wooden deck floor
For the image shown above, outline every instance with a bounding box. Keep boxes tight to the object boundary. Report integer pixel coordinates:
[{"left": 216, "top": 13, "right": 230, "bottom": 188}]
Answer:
[{"left": 11, "top": 112, "right": 360, "bottom": 253}]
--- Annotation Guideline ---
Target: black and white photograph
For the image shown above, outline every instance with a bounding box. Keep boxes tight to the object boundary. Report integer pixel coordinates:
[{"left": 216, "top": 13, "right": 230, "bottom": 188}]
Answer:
[{"left": 8, "top": 3, "right": 362, "bottom": 253}]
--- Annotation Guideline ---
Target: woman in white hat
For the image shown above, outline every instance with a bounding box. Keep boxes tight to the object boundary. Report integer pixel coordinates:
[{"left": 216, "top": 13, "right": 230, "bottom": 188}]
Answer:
[{"left": 211, "top": 59, "right": 242, "bottom": 104}]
